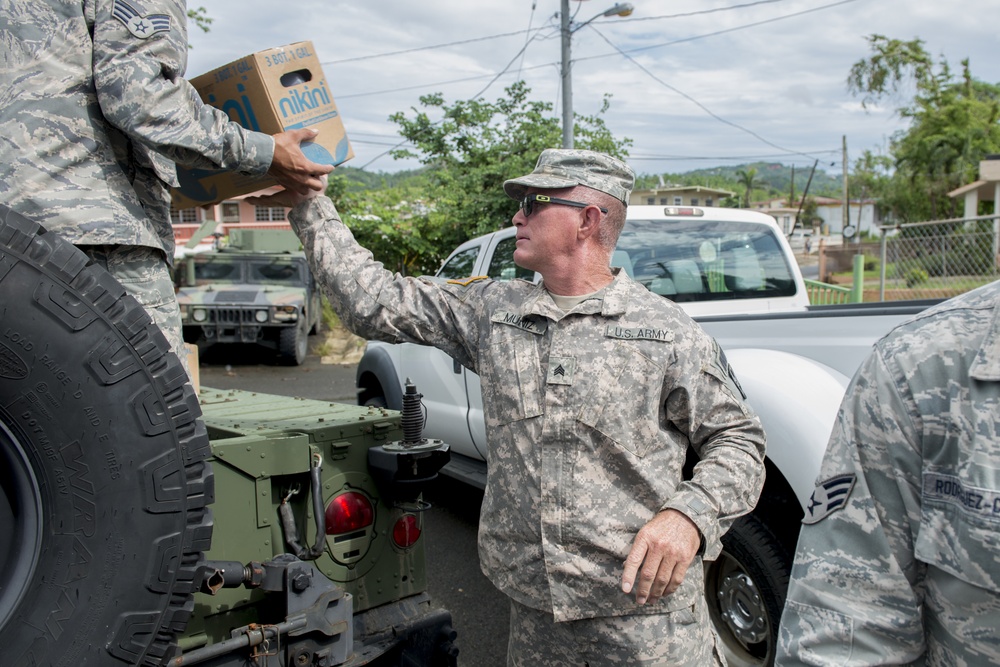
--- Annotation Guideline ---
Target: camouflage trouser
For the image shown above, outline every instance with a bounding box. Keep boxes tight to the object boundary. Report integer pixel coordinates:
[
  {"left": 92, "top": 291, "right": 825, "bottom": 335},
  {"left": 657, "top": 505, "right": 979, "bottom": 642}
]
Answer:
[
  {"left": 507, "top": 598, "right": 725, "bottom": 667},
  {"left": 78, "top": 244, "right": 190, "bottom": 379}
]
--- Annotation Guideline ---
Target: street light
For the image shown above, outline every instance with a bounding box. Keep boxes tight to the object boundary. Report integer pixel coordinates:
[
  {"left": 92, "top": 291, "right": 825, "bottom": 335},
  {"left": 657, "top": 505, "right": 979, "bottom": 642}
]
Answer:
[{"left": 560, "top": 0, "right": 634, "bottom": 148}]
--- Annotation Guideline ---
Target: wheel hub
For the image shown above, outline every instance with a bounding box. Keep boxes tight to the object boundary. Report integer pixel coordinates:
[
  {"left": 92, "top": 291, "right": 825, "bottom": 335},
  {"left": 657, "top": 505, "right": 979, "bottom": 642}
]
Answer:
[
  {"left": 717, "top": 571, "right": 769, "bottom": 645},
  {"left": 0, "top": 419, "right": 44, "bottom": 629}
]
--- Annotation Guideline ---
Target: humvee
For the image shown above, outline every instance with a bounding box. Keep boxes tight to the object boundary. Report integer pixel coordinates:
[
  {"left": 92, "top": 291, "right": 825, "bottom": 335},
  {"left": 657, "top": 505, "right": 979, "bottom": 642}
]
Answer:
[
  {"left": 0, "top": 205, "right": 458, "bottom": 666},
  {"left": 176, "top": 229, "right": 322, "bottom": 365}
]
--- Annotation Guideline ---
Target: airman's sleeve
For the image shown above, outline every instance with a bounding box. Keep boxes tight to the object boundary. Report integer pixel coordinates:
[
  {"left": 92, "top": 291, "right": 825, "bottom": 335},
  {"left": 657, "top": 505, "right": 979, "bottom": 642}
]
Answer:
[
  {"left": 91, "top": 0, "right": 273, "bottom": 179},
  {"left": 775, "top": 348, "right": 926, "bottom": 665}
]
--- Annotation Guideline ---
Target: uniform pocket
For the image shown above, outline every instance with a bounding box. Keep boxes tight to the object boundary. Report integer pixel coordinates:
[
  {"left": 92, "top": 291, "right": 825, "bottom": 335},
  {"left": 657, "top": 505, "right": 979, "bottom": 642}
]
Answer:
[
  {"left": 577, "top": 343, "right": 663, "bottom": 458},
  {"left": 483, "top": 323, "right": 543, "bottom": 427},
  {"left": 778, "top": 600, "right": 853, "bottom": 665},
  {"left": 915, "top": 469, "right": 1000, "bottom": 594}
]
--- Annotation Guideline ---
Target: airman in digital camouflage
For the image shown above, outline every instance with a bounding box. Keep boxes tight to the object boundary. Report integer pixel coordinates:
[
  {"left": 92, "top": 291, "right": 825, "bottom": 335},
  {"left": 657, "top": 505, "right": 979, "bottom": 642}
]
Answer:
[
  {"left": 0, "top": 0, "right": 330, "bottom": 374},
  {"left": 255, "top": 148, "right": 767, "bottom": 665},
  {"left": 776, "top": 279, "right": 1000, "bottom": 666}
]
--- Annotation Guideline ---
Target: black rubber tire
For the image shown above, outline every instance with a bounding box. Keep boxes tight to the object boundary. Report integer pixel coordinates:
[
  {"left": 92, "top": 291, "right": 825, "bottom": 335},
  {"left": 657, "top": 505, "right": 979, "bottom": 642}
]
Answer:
[
  {"left": 705, "top": 513, "right": 791, "bottom": 667},
  {"left": 279, "top": 318, "right": 308, "bottom": 365},
  {"left": 0, "top": 206, "right": 214, "bottom": 666}
]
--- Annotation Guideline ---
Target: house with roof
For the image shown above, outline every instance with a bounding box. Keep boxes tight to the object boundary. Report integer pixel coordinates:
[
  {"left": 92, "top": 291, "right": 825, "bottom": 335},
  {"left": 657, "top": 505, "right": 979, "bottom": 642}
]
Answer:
[
  {"left": 948, "top": 156, "right": 1000, "bottom": 219},
  {"left": 630, "top": 185, "right": 735, "bottom": 208}
]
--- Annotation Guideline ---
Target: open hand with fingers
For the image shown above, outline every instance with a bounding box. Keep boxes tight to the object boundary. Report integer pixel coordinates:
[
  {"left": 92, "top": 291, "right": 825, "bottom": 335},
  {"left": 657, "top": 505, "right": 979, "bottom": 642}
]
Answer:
[{"left": 621, "top": 509, "right": 702, "bottom": 605}]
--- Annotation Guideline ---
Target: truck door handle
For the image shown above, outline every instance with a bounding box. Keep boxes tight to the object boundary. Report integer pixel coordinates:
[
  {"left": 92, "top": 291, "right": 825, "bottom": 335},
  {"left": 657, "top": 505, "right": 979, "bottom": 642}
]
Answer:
[{"left": 453, "top": 358, "right": 462, "bottom": 374}]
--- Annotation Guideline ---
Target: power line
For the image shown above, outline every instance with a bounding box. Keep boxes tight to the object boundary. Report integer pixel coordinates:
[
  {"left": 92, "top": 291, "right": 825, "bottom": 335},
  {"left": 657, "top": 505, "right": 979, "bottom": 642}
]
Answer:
[{"left": 319, "top": 0, "right": 802, "bottom": 67}]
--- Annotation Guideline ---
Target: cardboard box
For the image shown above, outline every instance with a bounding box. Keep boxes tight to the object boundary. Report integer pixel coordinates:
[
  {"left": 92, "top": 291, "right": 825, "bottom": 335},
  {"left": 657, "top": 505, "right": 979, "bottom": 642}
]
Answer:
[{"left": 172, "top": 41, "right": 352, "bottom": 209}]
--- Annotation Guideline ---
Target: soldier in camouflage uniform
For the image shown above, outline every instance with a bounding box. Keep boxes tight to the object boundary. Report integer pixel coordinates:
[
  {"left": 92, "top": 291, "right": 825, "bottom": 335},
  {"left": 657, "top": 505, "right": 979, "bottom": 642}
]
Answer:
[
  {"left": 0, "top": 0, "right": 331, "bottom": 374},
  {"left": 776, "top": 280, "right": 1000, "bottom": 666},
  {"left": 255, "top": 149, "right": 767, "bottom": 665}
]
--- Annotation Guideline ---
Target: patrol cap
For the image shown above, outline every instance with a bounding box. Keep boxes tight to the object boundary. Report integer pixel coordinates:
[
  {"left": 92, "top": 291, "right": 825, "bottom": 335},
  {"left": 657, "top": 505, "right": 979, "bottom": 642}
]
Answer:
[{"left": 503, "top": 149, "right": 634, "bottom": 205}]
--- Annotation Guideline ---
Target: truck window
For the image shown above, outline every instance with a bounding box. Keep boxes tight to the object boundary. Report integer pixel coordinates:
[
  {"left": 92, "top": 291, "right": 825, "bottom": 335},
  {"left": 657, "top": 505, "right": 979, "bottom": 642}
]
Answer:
[
  {"left": 193, "top": 257, "right": 242, "bottom": 283},
  {"left": 248, "top": 259, "right": 306, "bottom": 285},
  {"left": 616, "top": 218, "right": 797, "bottom": 302},
  {"left": 487, "top": 237, "right": 534, "bottom": 282},
  {"left": 437, "top": 246, "right": 480, "bottom": 279}
]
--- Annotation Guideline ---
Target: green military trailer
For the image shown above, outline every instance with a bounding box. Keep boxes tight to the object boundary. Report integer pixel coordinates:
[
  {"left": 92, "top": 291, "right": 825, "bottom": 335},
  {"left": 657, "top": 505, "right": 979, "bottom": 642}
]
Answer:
[
  {"left": 176, "top": 228, "right": 323, "bottom": 365},
  {"left": 0, "top": 205, "right": 458, "bottom": 666}
]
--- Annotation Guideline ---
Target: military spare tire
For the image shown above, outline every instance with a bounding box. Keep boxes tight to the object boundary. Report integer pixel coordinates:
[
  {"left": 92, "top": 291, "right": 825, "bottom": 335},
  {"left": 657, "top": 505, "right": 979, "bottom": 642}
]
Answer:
[{"left": 0, "top": 205, "right": 214, "bottom": 665}]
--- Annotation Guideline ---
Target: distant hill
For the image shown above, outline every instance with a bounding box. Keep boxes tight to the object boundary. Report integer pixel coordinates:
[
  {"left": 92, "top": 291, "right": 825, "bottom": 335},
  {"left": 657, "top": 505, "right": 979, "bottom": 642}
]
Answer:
[
  {"left": 637, "top": 162, "right": 843, "bottom": 200},
  {"left": 336, "top": 162, "right": 843, "bottom": 200}
]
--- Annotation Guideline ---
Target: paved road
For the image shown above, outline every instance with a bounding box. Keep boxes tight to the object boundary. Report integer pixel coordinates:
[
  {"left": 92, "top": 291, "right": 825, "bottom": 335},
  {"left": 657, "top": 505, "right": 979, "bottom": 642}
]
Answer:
[{"left": 197, "top": 341, "right": 509, "bottom": 666}]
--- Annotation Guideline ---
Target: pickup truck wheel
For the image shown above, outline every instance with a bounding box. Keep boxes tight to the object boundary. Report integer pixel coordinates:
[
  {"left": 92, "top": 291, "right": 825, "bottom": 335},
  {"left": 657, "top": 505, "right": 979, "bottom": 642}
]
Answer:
[
  {"left": 705, "top": 514, "right": 790, "bottom": 667},
  {"left": 279, "top": 318, "right": 308, "bottom": 365},
  {"left": 0, "top": 207, "right": 213, "bottom": 666}
]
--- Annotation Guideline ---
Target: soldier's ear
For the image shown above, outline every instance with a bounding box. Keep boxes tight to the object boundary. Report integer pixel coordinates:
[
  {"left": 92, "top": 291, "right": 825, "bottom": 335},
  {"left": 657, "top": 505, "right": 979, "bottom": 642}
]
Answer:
[{"left": 577, "top": 205, "right": 603, "bottom": 241}]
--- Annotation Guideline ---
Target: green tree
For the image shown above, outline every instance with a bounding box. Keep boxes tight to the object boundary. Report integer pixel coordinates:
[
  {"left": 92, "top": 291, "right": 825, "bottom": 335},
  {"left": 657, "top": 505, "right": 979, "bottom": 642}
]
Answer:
[
  {"left": 389, "top": 81, "right": 632, "bottom": 257},
  {"left": 735, "top": 167, "right": 759, "bottom": 208},
  {"left": 848, "top": 35, "right": 1000, "bottom": 222},
  {"left": 328, "top": 175, "right": 440, "bottom": 276}
]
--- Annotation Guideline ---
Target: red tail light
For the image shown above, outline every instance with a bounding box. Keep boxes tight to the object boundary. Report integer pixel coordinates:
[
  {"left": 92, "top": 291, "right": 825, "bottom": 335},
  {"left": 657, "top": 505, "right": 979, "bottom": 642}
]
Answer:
[
  {"left": 392, "top": 514, "right": 421, "bottom": 548},
  {"left": 325, "top": 491, "right": 374, "bottom": 535}
]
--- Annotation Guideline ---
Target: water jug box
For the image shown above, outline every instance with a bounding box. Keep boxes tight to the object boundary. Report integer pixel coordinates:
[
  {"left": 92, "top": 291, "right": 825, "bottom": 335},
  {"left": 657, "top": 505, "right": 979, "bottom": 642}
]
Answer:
[{"left": 171, "top": 41, "right": 353, "bottom": 209}]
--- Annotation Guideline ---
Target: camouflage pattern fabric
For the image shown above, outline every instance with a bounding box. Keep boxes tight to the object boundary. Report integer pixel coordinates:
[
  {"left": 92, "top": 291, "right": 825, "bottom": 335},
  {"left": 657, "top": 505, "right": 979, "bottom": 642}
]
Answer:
[
  {"left": 0, "top": 0, "right": 273, "bottom": 259},
  {"left": 507, "top": 597, "right": 725, "bottom": 666},
  {"left": 776, "top": 280, "right": 1000, "bottom": 666},
  {"left": 289, "top": 196, "right": 766, "bottom": 626}
]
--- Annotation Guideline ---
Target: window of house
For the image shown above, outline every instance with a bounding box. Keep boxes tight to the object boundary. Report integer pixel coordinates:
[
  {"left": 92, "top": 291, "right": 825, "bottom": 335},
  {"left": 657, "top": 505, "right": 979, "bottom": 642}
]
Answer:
[
  {"left": 660, "top": 197, "right": 668, "bottom": 205},
  {"left": 170, "top": 207, "right": 200, "bottom": 224},
  {"left": 691, "top": 198, "right": 699, "bottom": 206},
  {"left": 647, "top": 197, "right": 655, "bottom": 205},
  {"left": 221, "top": 202, "right": 241, "bottom": 222},
  {"left": 673, "top": 197, "right": 682, "bottom": 206},
  {"left": 706, "top": 198, "right": 714, "bottom": 207},
  {"left": 254, "top": 205, "right": 287, "bottom": 222}
]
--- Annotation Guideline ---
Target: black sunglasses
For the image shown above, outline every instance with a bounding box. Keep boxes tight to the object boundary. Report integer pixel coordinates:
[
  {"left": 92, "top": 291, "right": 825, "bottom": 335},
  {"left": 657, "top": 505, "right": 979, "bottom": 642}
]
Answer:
[{"left": 520, "top": 193, "right": 608, "bottom": 217}]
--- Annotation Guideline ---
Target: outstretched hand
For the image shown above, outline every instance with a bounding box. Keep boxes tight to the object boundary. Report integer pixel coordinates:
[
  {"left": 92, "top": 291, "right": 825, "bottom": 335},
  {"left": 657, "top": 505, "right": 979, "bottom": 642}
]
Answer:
[
  {"left": 246, "top": 174, "right": 328, "bottom": 210},
  {"left": 268, "top": 128, "right": 334, "bottom": 195},
  {"left": 621, "top": 509, "right": 701, "bottom": 605}
]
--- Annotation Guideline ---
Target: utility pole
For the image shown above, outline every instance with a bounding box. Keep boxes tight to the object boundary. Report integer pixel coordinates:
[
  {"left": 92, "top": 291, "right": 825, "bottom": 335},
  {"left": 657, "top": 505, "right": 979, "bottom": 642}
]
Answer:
[
  {"left": 560, "top": 0, "right": 573, "bottom": 149},
  {"left": 842, "top": 135, "right": 850, "bottom": 236}
]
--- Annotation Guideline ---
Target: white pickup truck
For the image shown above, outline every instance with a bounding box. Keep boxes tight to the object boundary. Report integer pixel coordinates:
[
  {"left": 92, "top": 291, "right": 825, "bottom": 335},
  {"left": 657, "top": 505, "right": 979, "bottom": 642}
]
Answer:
[{"left": 356, "top": 205, "right": 934, "bottom": 667}]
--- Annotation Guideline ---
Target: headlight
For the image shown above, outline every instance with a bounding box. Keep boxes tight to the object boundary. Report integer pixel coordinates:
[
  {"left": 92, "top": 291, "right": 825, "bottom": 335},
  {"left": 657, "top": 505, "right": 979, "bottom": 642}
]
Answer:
[
  {"left": 254, "top": 309, "right": 269, "bottom": 323},
  {"left": 273, "top": 306, "right": 298, "bottom": 322},
  {"left": 192, "top": 308, "right": 208, "bottom": 323}
]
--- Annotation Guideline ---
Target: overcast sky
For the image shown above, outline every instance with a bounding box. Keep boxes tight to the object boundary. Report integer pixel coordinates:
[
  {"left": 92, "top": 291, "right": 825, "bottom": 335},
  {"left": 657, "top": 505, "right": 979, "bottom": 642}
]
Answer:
[{"left": 186, "top": 0, "right": 999, "bottom": 178}]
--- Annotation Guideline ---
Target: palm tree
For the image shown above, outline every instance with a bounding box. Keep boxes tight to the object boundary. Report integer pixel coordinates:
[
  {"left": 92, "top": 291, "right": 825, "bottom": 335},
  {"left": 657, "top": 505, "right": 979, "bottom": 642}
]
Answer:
[{"left": 735, "top": 167, "right": 759, "bottom": 208}]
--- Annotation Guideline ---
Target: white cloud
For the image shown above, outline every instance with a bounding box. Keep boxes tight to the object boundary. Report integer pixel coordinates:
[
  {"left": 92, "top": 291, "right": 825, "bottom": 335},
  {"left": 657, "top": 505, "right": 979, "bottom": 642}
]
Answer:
[{"left": 186, "top": 0, "right": 1000, "bottom": 177}]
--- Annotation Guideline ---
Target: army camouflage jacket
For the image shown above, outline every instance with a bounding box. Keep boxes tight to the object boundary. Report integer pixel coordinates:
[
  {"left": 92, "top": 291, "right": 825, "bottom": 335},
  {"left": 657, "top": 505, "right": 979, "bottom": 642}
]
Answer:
[
  {"left": 290, "top": 197, "right": 767, "bottom": 622},
  {"left": 0, "top": 0, "right": 272, "bottom": 258},
  {"left": 777, "top": 280, "right": 1000, "bottom": 665}
]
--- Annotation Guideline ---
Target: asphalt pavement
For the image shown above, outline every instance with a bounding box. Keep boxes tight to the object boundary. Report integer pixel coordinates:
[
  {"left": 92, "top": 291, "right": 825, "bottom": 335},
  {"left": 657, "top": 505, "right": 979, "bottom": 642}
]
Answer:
[{"left": 197, "top": 339, "right": 509, "bottom": 666}]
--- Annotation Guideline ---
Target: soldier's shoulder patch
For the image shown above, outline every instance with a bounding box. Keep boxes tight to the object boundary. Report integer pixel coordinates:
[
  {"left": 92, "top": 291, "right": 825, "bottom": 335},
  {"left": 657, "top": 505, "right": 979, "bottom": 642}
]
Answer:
[
  {"left": 113, "top": 0, "right": 172, "bottom": 39},
  {"left": 802, "top": 473, "right": 856, "bottom": 524},
  {"left": 446, "top": 275, "right": 488, "bottom": 287}
]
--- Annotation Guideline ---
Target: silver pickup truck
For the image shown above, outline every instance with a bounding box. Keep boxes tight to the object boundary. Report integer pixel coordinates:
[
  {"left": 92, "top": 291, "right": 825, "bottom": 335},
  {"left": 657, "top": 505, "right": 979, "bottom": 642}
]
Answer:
[{"left": 356, "top": 205, "right": 933, "bottom": 667}]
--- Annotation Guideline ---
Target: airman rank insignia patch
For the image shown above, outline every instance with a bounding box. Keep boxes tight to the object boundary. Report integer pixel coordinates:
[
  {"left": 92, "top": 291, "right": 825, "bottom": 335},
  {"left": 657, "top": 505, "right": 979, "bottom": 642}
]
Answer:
[
  {"left": 113, "top": 0, "right": 172, "bottom": 39},
  {"left": 802, "top": 473, "right": 856, "bottom": 524}
]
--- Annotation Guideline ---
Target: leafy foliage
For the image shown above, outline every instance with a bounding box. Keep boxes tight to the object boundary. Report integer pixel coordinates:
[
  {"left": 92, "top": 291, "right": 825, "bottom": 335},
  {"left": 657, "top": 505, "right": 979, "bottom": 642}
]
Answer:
[
  {"left": 388, "top": 81, "right": 632, "bottom": 260},
  {"left": 848, "top": 35, "right": 1000, "bottom": 223}
]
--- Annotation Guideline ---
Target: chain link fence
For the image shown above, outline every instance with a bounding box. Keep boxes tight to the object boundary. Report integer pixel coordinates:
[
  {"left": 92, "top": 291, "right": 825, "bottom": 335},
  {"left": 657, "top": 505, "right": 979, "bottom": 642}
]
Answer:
[{"left": 819, "top": 215, "right": 1000, "bottom": 302}]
